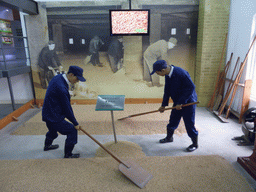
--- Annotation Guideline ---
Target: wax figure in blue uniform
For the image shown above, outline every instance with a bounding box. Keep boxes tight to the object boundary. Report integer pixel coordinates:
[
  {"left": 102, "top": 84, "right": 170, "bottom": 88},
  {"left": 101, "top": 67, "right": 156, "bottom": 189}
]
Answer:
[
  {"left": 150, "top": 60, "right": 198, "bottom": 152},
  {"left": 42, "top": 66, "right": 86, "bottom": 158}
]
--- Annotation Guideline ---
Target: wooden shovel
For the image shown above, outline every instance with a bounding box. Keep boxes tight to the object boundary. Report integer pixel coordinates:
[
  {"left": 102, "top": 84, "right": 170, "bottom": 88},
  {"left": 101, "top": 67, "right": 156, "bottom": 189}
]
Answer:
[
  {"left": 79, "top": 127, "right": 153, "bottom": 189},
  {"left": 218, "top": 35, "right": 256, "bottom": 117},
  {"left": 207, "top": 33, "right": 228, "bottom": 109},
  {"left": 118, "top": 101, "right": 199, "bottom": 120}
]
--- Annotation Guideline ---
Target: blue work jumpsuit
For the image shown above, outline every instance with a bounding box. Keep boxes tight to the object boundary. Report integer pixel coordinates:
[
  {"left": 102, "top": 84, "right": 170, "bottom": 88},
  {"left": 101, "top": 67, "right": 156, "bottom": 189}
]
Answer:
[
  {"left": 42, "top": 74, "right": 78, "bottom": 145},
  {"left": 162, "top": 66, "right": 198, "bottom": 139}
]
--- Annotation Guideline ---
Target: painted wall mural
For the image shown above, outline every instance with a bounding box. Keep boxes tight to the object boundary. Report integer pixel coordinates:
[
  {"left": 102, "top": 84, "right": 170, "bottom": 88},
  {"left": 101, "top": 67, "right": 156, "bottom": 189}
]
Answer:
[{"left": 33, "top": 2, "right": 199, "bottom": 100}]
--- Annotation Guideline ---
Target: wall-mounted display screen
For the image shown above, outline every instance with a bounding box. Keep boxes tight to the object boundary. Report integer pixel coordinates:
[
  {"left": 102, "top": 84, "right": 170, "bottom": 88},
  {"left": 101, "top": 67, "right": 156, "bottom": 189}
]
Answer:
[{"left": 109, "top": 9, "right": 150, "bottom": 36}]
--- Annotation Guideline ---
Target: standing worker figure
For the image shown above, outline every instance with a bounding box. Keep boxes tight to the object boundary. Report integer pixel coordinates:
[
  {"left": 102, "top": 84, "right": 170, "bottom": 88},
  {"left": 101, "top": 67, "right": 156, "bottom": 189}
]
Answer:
[
  {"left": 89, "top": 35, "right": 104, "bottom": 67},
  {"left": 143, "top": 37, "right": 177, "bottom": 87},
  {"left": 38, "top": 40, "right": 63, "bottom": 89},
  {"left": 150, "top": 60, "right": 198, "bottom": 152},
  {"left": 42, "top": 66, "right": 86, "bottom": 158},
  {"left": 107, "top": 36, "right": 124, "bottom": 73}
]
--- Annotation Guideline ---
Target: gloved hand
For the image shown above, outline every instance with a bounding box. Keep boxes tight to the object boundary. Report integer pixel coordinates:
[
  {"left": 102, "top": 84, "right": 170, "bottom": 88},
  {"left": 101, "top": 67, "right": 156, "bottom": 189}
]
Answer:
[
  {"left": 158, "top": 106, "right": 165, "bottom": 113},
  {"left": 74, "top": 125, "right": 81, "bottom": 130},
  {"left": 176, "top": 104, "right": 182, "bottom": 110}
]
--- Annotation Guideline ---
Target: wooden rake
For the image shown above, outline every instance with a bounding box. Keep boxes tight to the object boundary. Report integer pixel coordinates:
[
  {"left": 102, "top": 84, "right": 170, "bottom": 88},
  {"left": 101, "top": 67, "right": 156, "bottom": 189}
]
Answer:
[
  {"left": 218, "top": 35, "right": 256, "bottom": 118},
  {"left": 118, "top": 101, "right": 199, "bottom": 120},
  {"left": 207, "top": 33, "right": 228, "bottom": 110}
]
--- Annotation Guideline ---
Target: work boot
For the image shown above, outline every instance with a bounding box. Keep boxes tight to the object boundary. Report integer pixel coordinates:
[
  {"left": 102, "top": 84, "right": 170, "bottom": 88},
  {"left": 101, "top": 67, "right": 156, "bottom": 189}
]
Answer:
[
  {"left": 44, "top": 138, "right": 59, "bottom": 151},
  {"left": 159, "top": 129, "right": 174, "bottom": 143},
  {"left": 159, "top": 137, "right": 173, "bottom": 143},
  {"left": 186, "top": 136, "right": 198, "bottom": 152},
  {"left": 64, "top": 144, "right": 80, "bottom": 158}
]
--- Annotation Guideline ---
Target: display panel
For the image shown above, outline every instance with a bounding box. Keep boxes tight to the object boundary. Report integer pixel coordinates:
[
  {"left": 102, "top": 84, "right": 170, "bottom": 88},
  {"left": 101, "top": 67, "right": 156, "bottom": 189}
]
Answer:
[
  {"left": 0, "top": 20, "right": 13, "bottom": 44},
  {"left": 33, "top": 4, "right": 199, "bottom": 101},
  {"left": 109, "top": 9, "right": 150, "bottom": 36}
]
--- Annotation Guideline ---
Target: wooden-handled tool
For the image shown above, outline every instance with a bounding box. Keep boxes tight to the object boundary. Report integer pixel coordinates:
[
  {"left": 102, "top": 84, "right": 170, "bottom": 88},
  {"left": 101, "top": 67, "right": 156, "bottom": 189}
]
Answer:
[
  {"left": 118, "top": 101, "right": 199, "bottom": 120},
  {"left": 79, "top": 127, "right": 153, "bottom": 188}
]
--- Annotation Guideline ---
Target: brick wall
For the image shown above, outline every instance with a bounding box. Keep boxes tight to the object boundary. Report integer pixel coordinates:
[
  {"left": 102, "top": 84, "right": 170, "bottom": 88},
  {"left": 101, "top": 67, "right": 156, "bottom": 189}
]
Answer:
[{"left": 195, "top": 0, "right": 230, "bottom": 106}]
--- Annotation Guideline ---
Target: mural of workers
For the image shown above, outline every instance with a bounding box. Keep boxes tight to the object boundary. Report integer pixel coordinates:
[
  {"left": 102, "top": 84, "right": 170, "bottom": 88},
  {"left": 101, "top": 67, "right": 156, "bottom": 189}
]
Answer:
[
  {"left": 143, "top": 37, "right": 177, "bottom": 87},
  {"left": 107, "top": 36, "right": 124, "bottom": 73},
  {"left": 38, "top": 40, "right": 63, "bottom": 89},
  {"left": 88, "top": 35, "right": 104, "bottom": 67}
]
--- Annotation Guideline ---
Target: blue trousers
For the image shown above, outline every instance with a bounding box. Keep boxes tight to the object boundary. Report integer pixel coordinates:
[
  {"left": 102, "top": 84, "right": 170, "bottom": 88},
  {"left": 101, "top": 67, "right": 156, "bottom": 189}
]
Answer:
[
  {"left": 45, "top": 120, "right": 78, "bottom": 145},
  {"left": 167, "top": 104, "right": 198, "bottom": 138}
]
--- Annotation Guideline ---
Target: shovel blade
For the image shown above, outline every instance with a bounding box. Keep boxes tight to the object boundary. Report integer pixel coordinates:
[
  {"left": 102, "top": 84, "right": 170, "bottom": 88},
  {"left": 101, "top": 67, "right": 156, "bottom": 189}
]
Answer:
[
  {"left": 119, "top": 160, "right": 153, "bottom": 189},
  {"left": 213, "top": 111, "right": 229, "bottom": 123}
]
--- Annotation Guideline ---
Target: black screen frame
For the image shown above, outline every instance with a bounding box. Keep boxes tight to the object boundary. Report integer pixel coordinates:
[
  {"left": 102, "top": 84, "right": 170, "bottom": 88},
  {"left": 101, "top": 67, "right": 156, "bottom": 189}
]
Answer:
[{"left": 109, "top": 9, "right": 150, "bottom": 36}]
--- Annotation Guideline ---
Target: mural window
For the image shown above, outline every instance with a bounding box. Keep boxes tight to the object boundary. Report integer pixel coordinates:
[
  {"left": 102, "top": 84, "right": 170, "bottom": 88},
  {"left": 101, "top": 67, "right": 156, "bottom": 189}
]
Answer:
[
  {"left": 171, "top": 28, "right": 176, "bottom": 35},
  {"left": 186, "top": 28, "right": 191, "bottom": 35},
  {"left": 69, "top": 38, "right": 73, "bottom": 44}
]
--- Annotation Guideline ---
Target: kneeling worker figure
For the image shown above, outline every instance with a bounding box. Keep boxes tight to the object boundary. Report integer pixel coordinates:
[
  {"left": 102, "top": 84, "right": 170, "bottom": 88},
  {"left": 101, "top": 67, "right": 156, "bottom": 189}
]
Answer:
[
  {"left": 42, "top": 66, "right": 86, "bottom": 158},
  {"left": 150, "top": 60, "right": 198, "bottom": 152}
]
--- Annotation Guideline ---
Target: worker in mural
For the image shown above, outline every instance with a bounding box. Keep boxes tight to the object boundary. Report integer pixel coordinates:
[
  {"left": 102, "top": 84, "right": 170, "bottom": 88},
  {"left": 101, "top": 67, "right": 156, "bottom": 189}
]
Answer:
[
  {"left": 107, "top": 36, "right": 124, "bottom": 73},
  {"left": 38, "top": 40, "right": 63, "bottom": 89},
  {"left": 150, "top": 60, "right": 198, "bottom": 152},
  {"left": 143, "top": 37, "right": 177, "bottom": 87},
  {"left": 42, "top": 65, "right": 86, "bottom": 158},
  {"left": 88, "top": 35, "right": 104, "bottom": 67}
]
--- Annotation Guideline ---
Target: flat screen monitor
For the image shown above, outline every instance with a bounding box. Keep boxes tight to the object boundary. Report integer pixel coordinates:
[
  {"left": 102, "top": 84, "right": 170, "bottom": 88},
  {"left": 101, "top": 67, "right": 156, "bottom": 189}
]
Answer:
[{"left": 109, "top": 9, "right": 150, "bottom": 36}]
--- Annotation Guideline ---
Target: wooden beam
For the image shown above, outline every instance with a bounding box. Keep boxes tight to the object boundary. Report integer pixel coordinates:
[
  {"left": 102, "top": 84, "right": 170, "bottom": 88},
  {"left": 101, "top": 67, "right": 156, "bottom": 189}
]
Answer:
[
  {"left": 0, "top": 98, "right": 172, "bottom": 130},
  {"left": 36, "top": 98, "right": 170, "bottom": 106},
  {"left": 218, "top": 35, "right": 256, "bottom": 116},
  {"left": 207, "top": 34, "right": 228, "bottom": 109},
  {"left": 225, "top": 62, "right": 243, "bottom": 119},
  {"left": 0, "top": 100, "right": 35, "bottom": 130},
  {"left": 239, "top": 80, "right": 252, "bottom": 123}
]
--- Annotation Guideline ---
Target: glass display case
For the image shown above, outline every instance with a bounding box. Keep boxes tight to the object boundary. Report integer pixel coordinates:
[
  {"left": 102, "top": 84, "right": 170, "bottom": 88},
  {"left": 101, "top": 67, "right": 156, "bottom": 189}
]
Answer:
[
  {"left": 0, "top": 35, "right": 30, "bottom": 70},
  {"left": 0, "top": 32, "right": 34, "bottom": 119}
]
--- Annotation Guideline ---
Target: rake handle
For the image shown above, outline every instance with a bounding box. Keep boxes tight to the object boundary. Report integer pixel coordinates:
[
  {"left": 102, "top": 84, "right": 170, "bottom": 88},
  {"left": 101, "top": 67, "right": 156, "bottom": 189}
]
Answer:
[
  {"left": 79, "top": 127, "right": 130, "bottom": 168},
  {"left": 118, "top": 101, "right": 199, "bottom": 120}
]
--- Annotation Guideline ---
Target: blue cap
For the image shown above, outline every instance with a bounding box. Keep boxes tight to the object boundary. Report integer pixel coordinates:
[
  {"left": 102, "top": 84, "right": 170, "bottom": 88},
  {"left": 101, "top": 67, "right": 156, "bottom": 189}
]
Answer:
[
  {"left": 68, "top": 66, "right": 86, "bottom": 82},
  {"left": 150, "top": 60, "right": 168, "bottom": 75}
]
